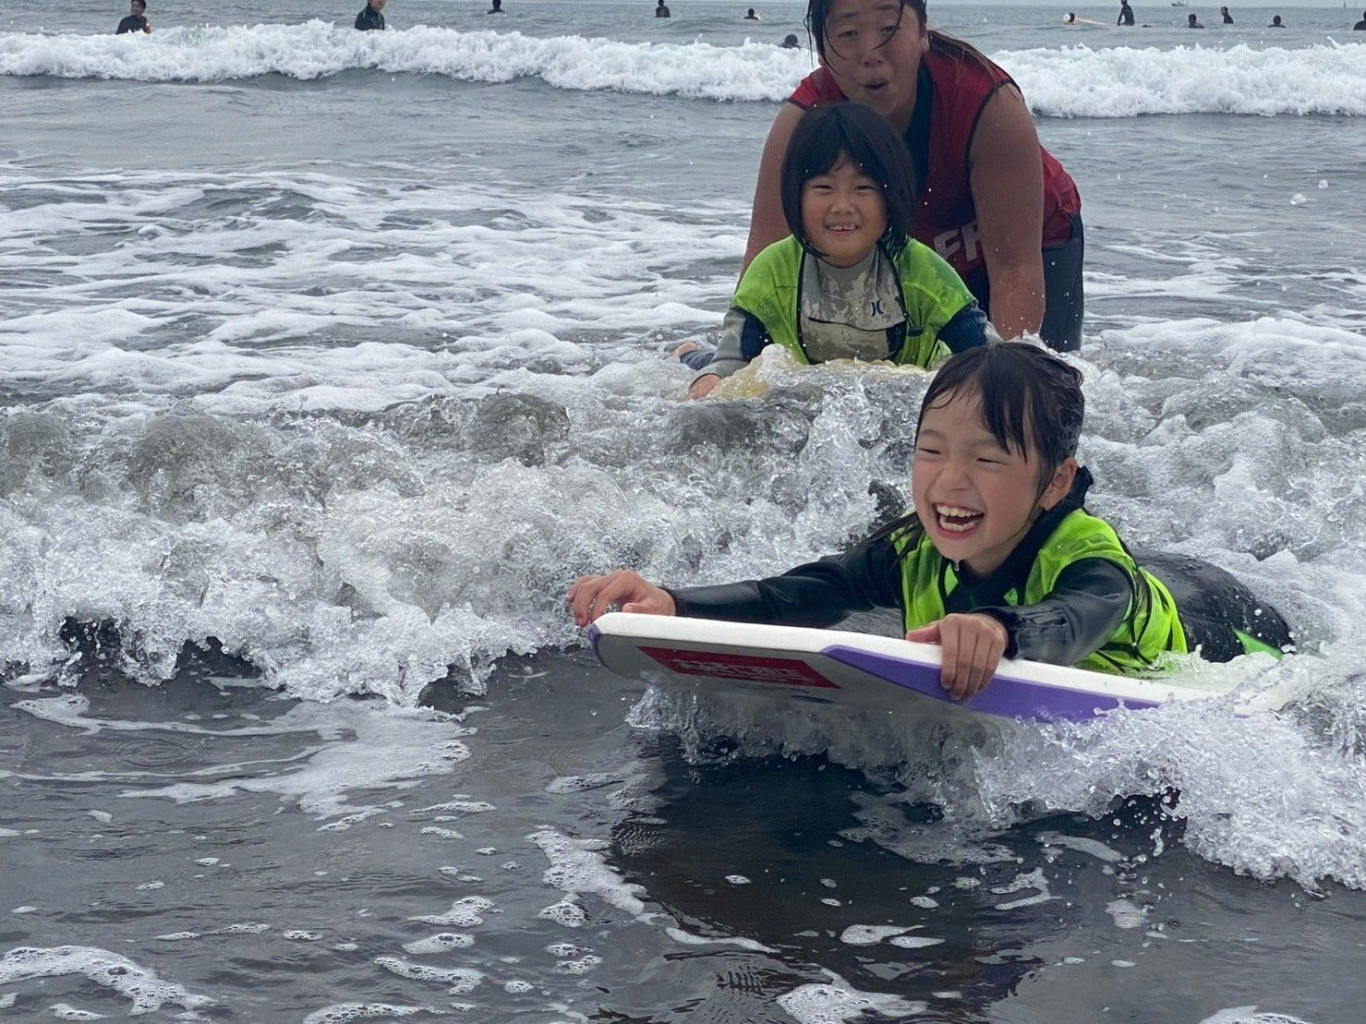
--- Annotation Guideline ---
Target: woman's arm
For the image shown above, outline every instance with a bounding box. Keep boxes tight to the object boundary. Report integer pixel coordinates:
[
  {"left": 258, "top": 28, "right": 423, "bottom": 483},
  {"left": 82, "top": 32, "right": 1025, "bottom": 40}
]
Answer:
[
  {"left": 968, "top": 85, "right": 1047, "bottom": 340},
  {"left": 742, "top": 103, "right": 806, "bottom": 275}
]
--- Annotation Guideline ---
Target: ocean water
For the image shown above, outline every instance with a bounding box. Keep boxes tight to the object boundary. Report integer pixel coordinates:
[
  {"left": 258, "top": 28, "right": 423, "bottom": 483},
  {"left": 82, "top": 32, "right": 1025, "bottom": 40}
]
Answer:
[{"left": 2, "top": 0, "right": 1365, "bottom": 1019}]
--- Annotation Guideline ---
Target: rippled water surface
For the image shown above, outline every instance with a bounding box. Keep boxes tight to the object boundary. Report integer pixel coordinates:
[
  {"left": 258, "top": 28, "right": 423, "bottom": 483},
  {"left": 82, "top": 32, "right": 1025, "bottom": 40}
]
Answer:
[{"left": 2, "top": 1, "right": 1365, "bottom": 1020}]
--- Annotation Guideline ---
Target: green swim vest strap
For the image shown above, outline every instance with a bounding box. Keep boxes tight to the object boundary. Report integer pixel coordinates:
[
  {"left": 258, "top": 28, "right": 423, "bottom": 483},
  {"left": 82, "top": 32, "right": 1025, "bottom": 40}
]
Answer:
[
  {"left": 892, "top": 509, "right": 1189, "bottom": 675},
  {"left": 731, "top": 236, "right": 976, "bottom": 370}
]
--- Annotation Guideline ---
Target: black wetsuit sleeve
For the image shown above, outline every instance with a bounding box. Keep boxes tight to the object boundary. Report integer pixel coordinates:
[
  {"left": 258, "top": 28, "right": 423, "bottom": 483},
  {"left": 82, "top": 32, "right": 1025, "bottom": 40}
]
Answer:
[
  {"left": 666, "top": 538, "right": 904, "bottom": 628},
  {"left": 936, "top": 302, "right": 994, "bottom": 354},
  {"left": 972, "top": 558, "right": 1132, "bottom": 666}
]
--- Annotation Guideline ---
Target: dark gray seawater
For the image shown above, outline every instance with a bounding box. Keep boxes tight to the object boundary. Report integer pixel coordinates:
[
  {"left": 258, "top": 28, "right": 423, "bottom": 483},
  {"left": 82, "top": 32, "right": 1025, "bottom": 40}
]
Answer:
[{"left": 2, "top": 1, "right": 1365, "bottom": 1020}]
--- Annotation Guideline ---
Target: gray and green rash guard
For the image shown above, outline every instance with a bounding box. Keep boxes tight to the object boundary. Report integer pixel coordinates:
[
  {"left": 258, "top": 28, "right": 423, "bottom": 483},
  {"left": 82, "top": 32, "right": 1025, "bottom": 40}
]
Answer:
[{"left": 694, "top": 237, "right": 993, "bottom": 385}]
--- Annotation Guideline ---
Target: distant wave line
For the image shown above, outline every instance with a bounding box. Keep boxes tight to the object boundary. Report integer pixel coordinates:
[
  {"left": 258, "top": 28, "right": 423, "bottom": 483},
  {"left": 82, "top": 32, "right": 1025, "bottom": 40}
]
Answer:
[{"left": 1, "top": 22, "right": 1362, "bottom": 116}]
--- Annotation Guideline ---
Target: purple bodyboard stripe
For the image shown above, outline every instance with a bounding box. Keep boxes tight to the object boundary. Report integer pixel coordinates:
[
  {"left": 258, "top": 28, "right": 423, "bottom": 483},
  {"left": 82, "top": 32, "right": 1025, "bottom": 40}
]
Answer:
[{"left": 821, "top": 644, "right": 1160, "bottom": 722}]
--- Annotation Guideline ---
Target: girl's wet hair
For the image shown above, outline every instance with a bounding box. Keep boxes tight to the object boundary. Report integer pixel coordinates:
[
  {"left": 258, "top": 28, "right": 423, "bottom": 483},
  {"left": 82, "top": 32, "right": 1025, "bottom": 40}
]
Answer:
[
  {"left": 917, "top": 343, "right": 1085, "bottom": 484},
  {"left": 806, "top": 0, "right": 927, "bottom": 63},
  {"left": 781, "top": 102, "right": 918, "bottom": 258}
]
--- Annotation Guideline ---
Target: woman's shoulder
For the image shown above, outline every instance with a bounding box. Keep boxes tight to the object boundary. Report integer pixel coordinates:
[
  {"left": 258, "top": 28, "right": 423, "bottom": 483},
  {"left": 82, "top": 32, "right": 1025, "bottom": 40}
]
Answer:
[{"left": 789, "top": 67, "right": 847, "bottom": 107}]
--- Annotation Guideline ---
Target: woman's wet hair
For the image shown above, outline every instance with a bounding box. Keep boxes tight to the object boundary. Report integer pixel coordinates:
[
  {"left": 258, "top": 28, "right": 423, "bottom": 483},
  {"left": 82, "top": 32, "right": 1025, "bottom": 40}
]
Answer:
[
  {"left": 916, "top": 343, "right": 1085, "bottom": 485},
  {"left": 780, "top": 102, "right": 918, "bottom": 258},
  {"left": 806, "top": 0, "right": 927, "bottom": 62}
]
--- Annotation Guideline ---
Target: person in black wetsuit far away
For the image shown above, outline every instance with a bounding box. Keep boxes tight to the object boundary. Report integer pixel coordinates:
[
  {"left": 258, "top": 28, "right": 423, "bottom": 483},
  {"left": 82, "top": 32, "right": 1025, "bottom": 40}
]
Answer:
[
  {"left": 656, "top": 0, "right": 671, "bottom": 16},
  {"left": 1268, "top": 14, "right": 1283, "bottom": 26},
  {"left": 1220, "top": 6, "right": 1233, "bottom": 23},
  {"left": 1118, "top": 0, "right": 1135, "bottom": 25},
  {"left": 488, "top": 0, "right": 504, "bottom": 11},
  {"left": 745, "top": 7, "right": 760, "bottom": 18},
  {"left": 355, "top": 0, "right": 386, "bottom": 30},
  {"left": 116, "top": 0, "right": 151, "bottom": 34},
  {"left": 1187, "top": 13, "right": 1203, "bottom": 28},
  {"left": 781, "top": 32, "right": 800, "bottom": 46},
  {"left": 1355, "top": 10, "right": 1366, "bottom": 29}
]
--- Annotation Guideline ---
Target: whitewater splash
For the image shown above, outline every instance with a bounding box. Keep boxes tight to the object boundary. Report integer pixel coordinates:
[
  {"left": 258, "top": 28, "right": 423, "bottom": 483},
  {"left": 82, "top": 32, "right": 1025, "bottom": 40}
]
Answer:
[{"left": 1, "top": 22, "right": 1363, "bottom": 116}]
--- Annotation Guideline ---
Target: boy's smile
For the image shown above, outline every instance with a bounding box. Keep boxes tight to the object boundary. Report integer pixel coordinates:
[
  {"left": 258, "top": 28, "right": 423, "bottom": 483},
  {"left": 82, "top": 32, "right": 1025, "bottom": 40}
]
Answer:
[
  {"left": 912, "top": 390, "right": 1075, "bottom": 577},
  {"left": 801, "top": 155, "right": 888, "bottom": 267}
]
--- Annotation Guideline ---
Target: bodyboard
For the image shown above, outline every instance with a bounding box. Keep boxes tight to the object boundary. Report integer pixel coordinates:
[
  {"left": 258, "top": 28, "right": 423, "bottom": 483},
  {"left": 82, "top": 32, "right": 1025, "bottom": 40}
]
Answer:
[{"left": 588, "top": 613, "right": 1262, "bottom": 723}]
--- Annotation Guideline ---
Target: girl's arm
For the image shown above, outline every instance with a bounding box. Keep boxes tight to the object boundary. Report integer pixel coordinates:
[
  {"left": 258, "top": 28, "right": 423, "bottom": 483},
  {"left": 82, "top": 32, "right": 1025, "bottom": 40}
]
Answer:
[
  {"left": 974, "top": 558, "right": 1133, "bottom": 666},
  {"left": 667, "top": 537, "right": 904, "bottom": 628}
]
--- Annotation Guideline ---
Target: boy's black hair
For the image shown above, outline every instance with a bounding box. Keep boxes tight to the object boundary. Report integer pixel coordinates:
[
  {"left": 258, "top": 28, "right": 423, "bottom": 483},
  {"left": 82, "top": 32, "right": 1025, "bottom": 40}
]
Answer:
[
  {"left": 806, "top": 0, "right": 927, "bottom": 63},
  {"left": 916, "top": 342, "right": 1084, "bottom": 488},
  {"left": 780, "top": 102, "right": 918, "bottom": 258}
]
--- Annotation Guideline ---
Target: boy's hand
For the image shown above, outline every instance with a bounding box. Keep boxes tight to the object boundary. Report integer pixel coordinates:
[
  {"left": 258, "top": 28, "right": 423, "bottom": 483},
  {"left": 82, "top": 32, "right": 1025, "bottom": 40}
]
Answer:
[
  {"left": 687, "top": 374, "right": 721, "bottom": 400},
  {"left": 905, "top": 613, "right": 1009, "bottom": 700},
  {"left": 568, "top": 570, "right": 677, "bottom": 627}
]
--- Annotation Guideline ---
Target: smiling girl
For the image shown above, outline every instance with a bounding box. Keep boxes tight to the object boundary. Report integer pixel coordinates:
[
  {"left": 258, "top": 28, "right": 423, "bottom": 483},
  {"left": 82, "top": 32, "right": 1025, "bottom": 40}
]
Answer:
[
  {"left": 684, "top": 102, "right": 992, "bottom": 399},
  {"left": 572, "top": 343, "right": 1294, "bottom": 699}
]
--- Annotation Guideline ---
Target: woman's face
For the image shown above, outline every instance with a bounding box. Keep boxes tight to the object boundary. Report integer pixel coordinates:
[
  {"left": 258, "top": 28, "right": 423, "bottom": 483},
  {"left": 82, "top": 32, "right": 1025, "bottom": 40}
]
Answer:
[{"left": 819, "top": 0, "right": 929, "bottom": 131}]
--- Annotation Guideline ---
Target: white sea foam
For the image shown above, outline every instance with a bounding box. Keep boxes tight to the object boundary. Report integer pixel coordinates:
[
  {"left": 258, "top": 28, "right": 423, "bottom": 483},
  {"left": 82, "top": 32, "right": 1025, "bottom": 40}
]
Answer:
[
  {"left": 0, "top": 27, "right": 1361, "bottom": 115},
  {"left": 778, "top": 973, "right": 929, "bottom": 1022},
  {"left": 0, "top": 946, "right": 213, "bottom": 1015}
]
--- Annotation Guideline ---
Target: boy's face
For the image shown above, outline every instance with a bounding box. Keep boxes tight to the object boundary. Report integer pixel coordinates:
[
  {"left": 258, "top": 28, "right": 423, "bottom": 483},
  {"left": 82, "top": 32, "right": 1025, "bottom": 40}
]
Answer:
[
  {"left": 800, "top": 155, "right": 887, "bottom": 268},
  {"left": 131, "top": 0, "right": 145, "bottom": 11},
  {"left": 911, "top": 389, "right": 1074, "bottom": 577}
]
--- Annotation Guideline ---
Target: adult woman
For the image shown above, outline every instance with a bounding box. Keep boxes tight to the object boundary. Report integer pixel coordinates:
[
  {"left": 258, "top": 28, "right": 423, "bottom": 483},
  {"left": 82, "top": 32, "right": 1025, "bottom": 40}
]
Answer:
[{"left": 743, "top": 0, "right": 1084, "bottom": 351}]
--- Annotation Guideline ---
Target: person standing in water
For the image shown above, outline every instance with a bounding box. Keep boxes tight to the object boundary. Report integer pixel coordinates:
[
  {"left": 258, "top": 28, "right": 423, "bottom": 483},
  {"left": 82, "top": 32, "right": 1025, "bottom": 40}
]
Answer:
[
  {"left": 1220, "top": 6, "right": 1233, "bottom": 23},
  {"left": 745, "top": 6, "right": 761, "bottom": 18},
  {"left": 656, "top": 0, "right": 671, "bottom": 16},
  {"left": 743, "top": 0, "right": 1085, "bottom": 353},
  {"left": 116, "top": 0, "right": 151, "bottom": 34},
  {"left": 1268, "top": 14, "right": 1284, "bottom": 26},
  {"left": 1187, "top": 13, "right": 1203, "bottom": 27},
  {"left": 1355, "top": 10, "right": 1366, "bottom": 30},
  {"left": 1118, "top": 0, "right": 1135, "bottom": 25},
  {"left": 355, "top": 0, "right": 386, "bottom": 30},
  {"left": 488, "top": 0, "right": 504, "bottom": 11}
]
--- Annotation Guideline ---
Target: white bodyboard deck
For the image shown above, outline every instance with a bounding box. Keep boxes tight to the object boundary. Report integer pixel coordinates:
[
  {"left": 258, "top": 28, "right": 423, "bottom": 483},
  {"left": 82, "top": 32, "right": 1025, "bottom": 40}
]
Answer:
[{"left": 589, "top": 613, "right": 1266, "bottom": 723}]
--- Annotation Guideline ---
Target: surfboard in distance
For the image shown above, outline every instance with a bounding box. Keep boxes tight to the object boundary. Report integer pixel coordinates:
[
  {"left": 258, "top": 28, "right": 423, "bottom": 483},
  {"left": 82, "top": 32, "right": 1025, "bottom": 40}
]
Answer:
[{"left": 588, "top": 613, "right": 1281, "bottom": 723}]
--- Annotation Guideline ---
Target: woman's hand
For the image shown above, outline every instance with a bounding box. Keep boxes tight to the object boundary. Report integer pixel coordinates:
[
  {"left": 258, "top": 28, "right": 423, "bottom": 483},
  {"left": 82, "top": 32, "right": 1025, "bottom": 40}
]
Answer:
[
  {"left": 568, "top": 570, "right": 677, "bottom": 627},
  {"left": 905, "top": 613, "right": 1009, "bottom": 700}
]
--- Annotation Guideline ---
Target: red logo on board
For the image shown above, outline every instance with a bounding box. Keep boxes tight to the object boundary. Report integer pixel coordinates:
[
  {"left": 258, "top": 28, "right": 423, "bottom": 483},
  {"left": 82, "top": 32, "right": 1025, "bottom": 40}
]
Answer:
[{"left": 639, "top": 647, "right": 838, "bottom": 688}]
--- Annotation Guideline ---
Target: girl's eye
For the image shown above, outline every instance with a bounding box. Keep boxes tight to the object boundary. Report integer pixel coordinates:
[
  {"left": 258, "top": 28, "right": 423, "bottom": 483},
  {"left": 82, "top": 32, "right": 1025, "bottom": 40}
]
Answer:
[
  {"left": 914, "top": 446, "right": 940, "bottom": 457},
  {"left": 837, "top": 28, "right": 857, "bottom": 39}
]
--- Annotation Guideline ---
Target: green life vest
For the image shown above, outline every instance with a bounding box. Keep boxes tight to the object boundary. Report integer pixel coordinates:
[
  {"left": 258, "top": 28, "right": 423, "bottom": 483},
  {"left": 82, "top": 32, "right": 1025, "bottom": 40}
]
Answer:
[
  {"left": 892, "top": 508, "right": 1189, "bottom": 675},
  {"left": 731, "top": 236, "right": 976, "bottom": 370}
]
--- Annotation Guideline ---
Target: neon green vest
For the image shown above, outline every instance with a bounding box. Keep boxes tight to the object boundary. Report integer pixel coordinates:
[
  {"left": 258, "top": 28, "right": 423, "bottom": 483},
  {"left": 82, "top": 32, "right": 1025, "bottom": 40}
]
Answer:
[
  {"left": 892, "top": 509, "right": 1189, "bottom": 675},
  {"left": 731, "top": 236, "right": 976, "bottom": 370}
]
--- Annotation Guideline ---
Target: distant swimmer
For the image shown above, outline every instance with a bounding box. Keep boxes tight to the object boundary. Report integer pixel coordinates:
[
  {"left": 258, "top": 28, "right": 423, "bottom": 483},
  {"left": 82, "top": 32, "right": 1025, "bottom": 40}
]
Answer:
[
  {"left": 781, "top": 32, "right": 800, "bottom": 46},
  {"left": 1268, "top": 14, "right": 1284, "bottom": 27},
  {"left": 487, "top": 0, "right": 504, "bottom": 10},
  {"left": 1187, "top": 12, "right": 1203, "bottom": 27},
  {"left": 656, "top": 0, "right": 671, "bottom": 16},
  {"left": 115, "top": 0, "right": 151, "bottom": 34},
  {"left": 1065, "top": 11, "right": 1076, "bottom": 22},
  {"left": 1355, "top": 10, "right": 1366, "bottom": 29},
  {"left": 355, "top": 0, "right": 386, "bottom": 30},
  {"left": 1220, "top": 5, "right": 1233, "bottom": 22},
  {"left": 745, "top": 7, "right": 760, "bottom": 18},
  {"left": 1117, "top": 0, "right": 1135, "bottom": 25}
]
